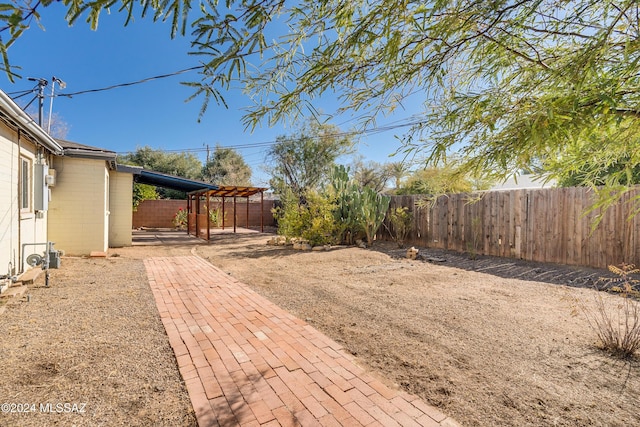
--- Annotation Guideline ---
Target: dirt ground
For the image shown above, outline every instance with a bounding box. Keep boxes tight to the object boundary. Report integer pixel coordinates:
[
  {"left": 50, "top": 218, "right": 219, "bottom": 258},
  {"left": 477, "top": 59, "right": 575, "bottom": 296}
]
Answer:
[
  {"left": 2, "top": 231, "right": 639, "bottom": 426},
  {"left": 192, "top": 235, "right": 640, "bottom": 427},
  {"left": 0, "top": 256, "right": 197, "bottom": 427}
]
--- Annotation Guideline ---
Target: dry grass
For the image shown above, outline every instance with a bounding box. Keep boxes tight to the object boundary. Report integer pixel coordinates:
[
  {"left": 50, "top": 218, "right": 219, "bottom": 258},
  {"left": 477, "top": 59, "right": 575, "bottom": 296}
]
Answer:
[
  {"left": 0, "top": 257, "right": 196, "bottom": 427},
  {"left": 581, "top": 264, "right": 640, "bottom": 358}
]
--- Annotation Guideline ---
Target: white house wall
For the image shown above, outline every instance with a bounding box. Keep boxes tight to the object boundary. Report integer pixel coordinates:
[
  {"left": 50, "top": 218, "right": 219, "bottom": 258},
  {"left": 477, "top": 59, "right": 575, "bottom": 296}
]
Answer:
[
  {"left": 0, "top": 122, "right": 19, "bottom": 277},
  {"left": 0, "top": 121, "right": 51, "bottom": 276}
]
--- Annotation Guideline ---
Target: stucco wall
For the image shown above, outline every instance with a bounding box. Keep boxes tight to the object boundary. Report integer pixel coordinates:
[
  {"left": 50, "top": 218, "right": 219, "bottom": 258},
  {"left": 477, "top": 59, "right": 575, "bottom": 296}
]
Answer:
[
  {"left": 132, "top": 199, "right": 187, "bottom": 228},
  {"left": 108, "top": 171, "right": 133, "bottom": 247},
  {"left": 133, "top": 199, "right": 276, "bottom": 229},
  {"left": 48, "top": 156, "right": 108, "bottom": 255},
  {"left": 0, "top": 122, "right": 51, "bottom": 275}
]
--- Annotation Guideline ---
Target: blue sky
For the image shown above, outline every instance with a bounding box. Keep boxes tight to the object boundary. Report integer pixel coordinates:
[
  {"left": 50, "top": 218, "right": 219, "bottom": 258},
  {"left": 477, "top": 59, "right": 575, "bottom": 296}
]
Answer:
[{"left": 1, "top": 4, "right": 423, "bottom": 187}]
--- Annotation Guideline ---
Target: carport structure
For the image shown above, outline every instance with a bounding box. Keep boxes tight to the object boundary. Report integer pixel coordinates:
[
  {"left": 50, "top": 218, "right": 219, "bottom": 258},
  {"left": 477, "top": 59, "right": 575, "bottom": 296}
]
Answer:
[{"left": 187, "top": 185, "right": 269, "bottom": 240}]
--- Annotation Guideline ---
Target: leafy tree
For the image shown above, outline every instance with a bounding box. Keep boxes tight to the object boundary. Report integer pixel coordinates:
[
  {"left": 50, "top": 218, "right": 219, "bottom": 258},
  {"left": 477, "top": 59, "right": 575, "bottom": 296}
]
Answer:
[
  {"left": 267, "top": 120, "right": 354, "bottom": 198},
  {"left": 26, "top": 111, "right": 69, "bottom": 139},
  {"left": 351, "top": 158, "right": 392, "bottom": 193},
  {"left": 120, "top": 146, "right": 202, "bottom": 179},
  {"left": 46, "top": 113, "right": 70, "bottom": 139},
  {"left": 119, "top": 146, "right": 203, "bottom": 199},
  {"left": 397, "top": 164, "right": 479, "bottom": 196},
  {"left": 558, "top": 160, "right": 640, "bottom": 188},
  {"left": 387, "top": 162, "right": 409, "bottom": 191},
  {"left": 132, "top": 183, "right": 158, "bottom": 210},
  {"left": 4, "top": 1, "right": 640, "bottom": 209},
  {"left": 202, "top": 144, "right": 251, "bottom": 186},
  {"left": 548, "top": 129, "right": 640, "bottom": 187}
]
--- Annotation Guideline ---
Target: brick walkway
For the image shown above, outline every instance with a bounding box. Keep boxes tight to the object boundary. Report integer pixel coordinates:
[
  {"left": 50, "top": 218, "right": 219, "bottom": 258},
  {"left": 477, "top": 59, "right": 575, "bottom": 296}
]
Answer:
[{"left": 144, "top": 256, "right": 459, "bottom": 427}]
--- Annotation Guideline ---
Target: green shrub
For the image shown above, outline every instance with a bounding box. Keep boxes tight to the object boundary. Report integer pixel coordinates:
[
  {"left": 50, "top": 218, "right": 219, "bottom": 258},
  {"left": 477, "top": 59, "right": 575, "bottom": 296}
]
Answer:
[
  {"left": 273, "top": 190, "right": 306, "bottom": 239},
  {"left": 172, "top": 208, "right": 187, "bottom": 229},
  {"left": 208, "top": 206, "right": 226, "bottom": 227},
  {"left": 273, "top": 189, "right": 338, "bottom": 246},
  {"left": 274, "top": 166, "right": 391, "bottom": 247},
  {"left": 132, "top": 183, "right": 158, "bottom": 211},
  {"left": 388, "top": 206, "right": 413, "bottom": 248},
  {"left": 301, "top": 192, "right": 340, "bottom": 246}
]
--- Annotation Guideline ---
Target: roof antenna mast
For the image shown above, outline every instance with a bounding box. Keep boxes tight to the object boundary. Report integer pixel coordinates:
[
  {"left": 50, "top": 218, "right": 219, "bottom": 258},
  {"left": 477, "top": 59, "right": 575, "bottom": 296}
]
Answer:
[{"left": 47, "top": 76, "right": 66, "bottom": 134}]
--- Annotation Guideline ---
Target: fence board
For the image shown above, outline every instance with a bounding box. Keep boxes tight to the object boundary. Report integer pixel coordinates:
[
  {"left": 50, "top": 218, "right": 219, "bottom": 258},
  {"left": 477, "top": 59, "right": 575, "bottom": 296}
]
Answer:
[{"left": 382, "top": 187, "right": 640, "bottom": 270}]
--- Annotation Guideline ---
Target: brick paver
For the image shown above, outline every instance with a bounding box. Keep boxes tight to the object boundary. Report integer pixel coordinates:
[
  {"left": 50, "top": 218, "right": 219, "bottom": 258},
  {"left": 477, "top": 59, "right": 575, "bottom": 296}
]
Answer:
[{"left": 145, "top": 256, "right": 460, "bottom": 427}]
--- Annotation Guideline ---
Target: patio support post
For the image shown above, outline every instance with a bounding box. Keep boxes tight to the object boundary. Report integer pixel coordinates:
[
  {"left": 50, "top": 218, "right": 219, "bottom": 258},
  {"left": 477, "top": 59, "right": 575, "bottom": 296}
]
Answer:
[
  {"left": 195, "top": 193, "right": 200, "bottom": 239},
  {"left": 260, "top": 191, "right": 264, "bottom": 232},
  {"left": 222, "top": 197, "right": 226, "bottom": 230},
  {"left": 206, "top": 191, "right": 211, "bottom": 241},
  {"left": 233, "top": 196, "right": 237, "bottom": 233},
  {"left": 186, "top": 195, "right": 191, "bottom": 236},
  {"left": 246, "top": 196, "right": 249, "bottom": 229}
]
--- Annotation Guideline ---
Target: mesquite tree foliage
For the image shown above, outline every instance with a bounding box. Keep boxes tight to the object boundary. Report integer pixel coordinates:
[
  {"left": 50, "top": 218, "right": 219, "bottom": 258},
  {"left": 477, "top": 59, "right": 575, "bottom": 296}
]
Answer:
[{"left": 3, "top": 1, "right": 640, "bottom": 208}]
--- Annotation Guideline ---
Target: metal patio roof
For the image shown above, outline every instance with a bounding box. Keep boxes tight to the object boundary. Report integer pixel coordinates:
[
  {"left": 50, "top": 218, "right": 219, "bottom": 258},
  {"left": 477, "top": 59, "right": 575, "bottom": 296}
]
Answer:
[{"left": 133, "top": 169, "right": 219, "bottom": 193}]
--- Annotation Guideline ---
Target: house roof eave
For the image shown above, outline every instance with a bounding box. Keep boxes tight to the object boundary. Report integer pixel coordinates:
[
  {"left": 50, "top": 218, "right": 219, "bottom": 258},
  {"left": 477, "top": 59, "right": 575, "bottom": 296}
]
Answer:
[{"left": 0, "top": 90, "right": 63, "bottom": 155}]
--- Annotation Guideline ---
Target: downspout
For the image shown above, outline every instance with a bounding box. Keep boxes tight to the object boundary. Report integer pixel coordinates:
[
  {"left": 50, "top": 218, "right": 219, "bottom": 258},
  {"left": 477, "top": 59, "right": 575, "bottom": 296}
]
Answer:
[
  {"left": 6, "top": 128, "right": 16, "bottom": 277},
  {"left": 16, "top": 129, "right": 22, "bottom": 274}
]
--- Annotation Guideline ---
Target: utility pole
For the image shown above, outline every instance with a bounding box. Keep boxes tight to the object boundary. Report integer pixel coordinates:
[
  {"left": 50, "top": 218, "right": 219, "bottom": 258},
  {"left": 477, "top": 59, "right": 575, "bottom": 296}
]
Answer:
[
  {"left": 27, "top": 78, "right": 48, "bottom": 126},
  {"left": 205, "top": 143, "right": 210, "bottom": 164}
]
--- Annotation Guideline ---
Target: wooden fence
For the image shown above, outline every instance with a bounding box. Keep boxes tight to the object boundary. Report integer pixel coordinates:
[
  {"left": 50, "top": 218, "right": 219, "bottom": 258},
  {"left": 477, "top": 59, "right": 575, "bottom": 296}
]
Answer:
[{"left": 380, "top": 187, "right": 640, "bottom": 269}]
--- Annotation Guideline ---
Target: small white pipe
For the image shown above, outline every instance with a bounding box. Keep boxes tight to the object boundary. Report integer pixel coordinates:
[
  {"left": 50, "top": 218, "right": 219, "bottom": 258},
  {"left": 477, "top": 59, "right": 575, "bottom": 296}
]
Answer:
[
  {"left": 47, "top": 77, "right": 65, "bottom": 134},
  {"left": 47, "top": 81, "right": 55, "bottom": 134}
]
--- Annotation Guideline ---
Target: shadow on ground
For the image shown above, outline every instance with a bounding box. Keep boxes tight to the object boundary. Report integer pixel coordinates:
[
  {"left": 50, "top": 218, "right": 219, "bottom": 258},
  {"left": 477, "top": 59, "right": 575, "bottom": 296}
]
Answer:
[{"left": 371, "top": 241, "right": 619, "bottom": 290}]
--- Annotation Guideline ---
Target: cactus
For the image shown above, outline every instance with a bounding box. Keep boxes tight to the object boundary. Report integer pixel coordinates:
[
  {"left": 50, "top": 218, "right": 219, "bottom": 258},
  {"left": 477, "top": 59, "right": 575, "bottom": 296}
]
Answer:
[
  {"left": 330, "top": 165, "right": 363, "bottom": 244},
  {"left": 359, "top": 187, "right": 390, "bottom": 246},
  {"left": 330, "top": 165, "right": 390, "bottom": 246}
]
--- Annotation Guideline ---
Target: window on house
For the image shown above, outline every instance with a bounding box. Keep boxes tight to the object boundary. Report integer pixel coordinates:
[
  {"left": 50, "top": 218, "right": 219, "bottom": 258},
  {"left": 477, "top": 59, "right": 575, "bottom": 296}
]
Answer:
[{"left": 20, "top": 156, "right": 31, "bottom": 212}]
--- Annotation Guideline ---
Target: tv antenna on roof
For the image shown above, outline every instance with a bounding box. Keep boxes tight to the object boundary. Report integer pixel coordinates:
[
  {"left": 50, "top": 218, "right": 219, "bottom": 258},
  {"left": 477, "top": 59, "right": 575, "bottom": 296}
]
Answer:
[{"left": 47, "top": 76, "right": 66, "bottom": 134}]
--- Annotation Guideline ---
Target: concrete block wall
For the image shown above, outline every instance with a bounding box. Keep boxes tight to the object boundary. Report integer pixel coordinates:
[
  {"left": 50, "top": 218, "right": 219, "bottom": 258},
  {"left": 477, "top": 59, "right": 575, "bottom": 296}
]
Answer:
[
  {"left": 133, "top": 199, "right": 186, "bottom": 229},
  {"left": 133, "top": 199, "right": 276, "bottom": 229},
  {"left": 109, "top": 171, "right": 133, "bottom": 247},
  {"left": 200, "top": 201, "right": 276, "bottom": 228},
  {"left": 48, "top": 156, "right": 109, "bottom": 255}
]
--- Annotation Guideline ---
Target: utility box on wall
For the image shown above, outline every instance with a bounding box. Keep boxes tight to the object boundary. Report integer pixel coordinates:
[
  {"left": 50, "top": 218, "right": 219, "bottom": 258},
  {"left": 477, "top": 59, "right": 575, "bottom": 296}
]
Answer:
[{"left": 34, "top": 164, "right": 49, "bottom": 211}]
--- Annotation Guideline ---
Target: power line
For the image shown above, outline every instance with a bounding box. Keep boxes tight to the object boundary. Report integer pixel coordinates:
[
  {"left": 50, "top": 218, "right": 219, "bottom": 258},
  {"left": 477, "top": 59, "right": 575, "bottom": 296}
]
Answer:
[
  {"left": 6, "top": 88, "right": 35, "bottom": 98},
  {"left": 5, "top": 63, "right": 428, "bottom": 154},
  {"left": 116, "top": 115, "right": 430, "bottom": 156},
  {"left": 55, "top": 66, "right": 204, "bottom": 98}
]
